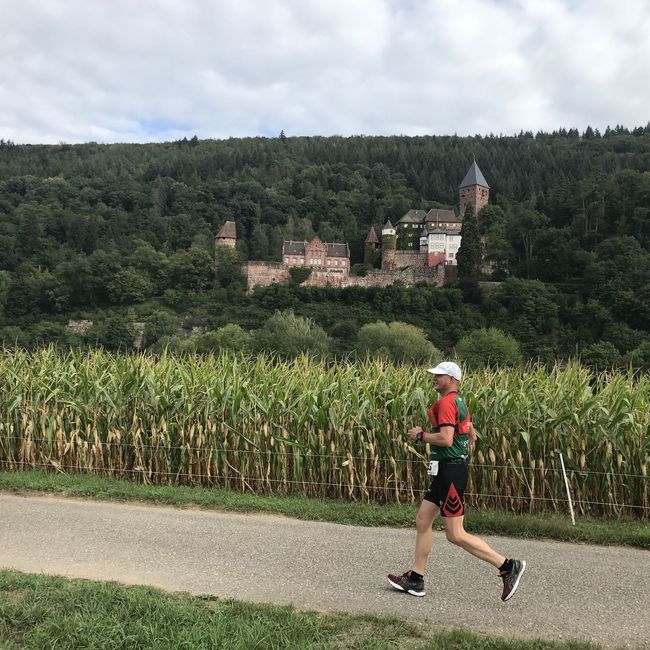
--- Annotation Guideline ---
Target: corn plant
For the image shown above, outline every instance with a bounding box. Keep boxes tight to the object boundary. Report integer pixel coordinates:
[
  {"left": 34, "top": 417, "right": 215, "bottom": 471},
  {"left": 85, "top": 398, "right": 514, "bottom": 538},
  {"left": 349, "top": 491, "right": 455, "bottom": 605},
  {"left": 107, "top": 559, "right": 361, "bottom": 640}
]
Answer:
[{"left": 0, "top": 348, "right": 647, "bottom": 517}]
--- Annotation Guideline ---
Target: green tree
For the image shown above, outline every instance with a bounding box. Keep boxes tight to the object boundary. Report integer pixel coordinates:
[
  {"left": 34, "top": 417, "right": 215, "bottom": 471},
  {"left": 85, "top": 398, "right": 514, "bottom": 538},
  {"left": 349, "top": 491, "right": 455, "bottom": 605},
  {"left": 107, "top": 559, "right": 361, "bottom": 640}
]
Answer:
[
  {"left": 0, "top": 326, "right": 29, "bottom": 348},
  {"left": 457, "top": 204, "right": 481, "bottom": 282},
  {"left": 108, "top": 268, "right": 152, "bottom": 304},
  {"left": 478, "top": 205, "right": 512, "bottom": 279},
  {"left": 253, "top": 310, "right": 330, "bottom": 358},
  {"left": 484, "top": 278, "right": 560, "bottom": 360},
  {"left": 214, "top": 246, "right": 243, "bottom": 289},
  {"left": 356, "top": 321, "right": 440, "bottom": 363},
  {"left": 143, "top": 310, "right": 178, "bottom": 348},
  {"left": 92, "top": 316, "right": 134, "bottom": 351},
  {"left": 625, "top": 340, "right": 650, "bottom": 371},
  {"left": 580, "top": 341, "right": 620, "bottom": 370},
  {"left": 455, "top": 328, "right": 523, "bottom": 368},
  {"left": 510, "top": 206, "right": 550, "bottom": 279},
  {"left": 289, "top": 267, "right": 312, "bottom": 285},
  {"left": 0, "top": 270, "right": 11, "bottom": 318},
  {"left": 185, "top": 324, "right": 251, "bottom": 354}
]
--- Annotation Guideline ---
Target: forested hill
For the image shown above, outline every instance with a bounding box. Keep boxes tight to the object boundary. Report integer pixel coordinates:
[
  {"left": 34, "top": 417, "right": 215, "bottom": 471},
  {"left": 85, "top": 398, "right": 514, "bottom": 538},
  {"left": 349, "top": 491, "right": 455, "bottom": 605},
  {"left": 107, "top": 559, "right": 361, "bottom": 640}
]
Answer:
[{"left": 0, "top": 129, "right": 649, "bottom": 363}]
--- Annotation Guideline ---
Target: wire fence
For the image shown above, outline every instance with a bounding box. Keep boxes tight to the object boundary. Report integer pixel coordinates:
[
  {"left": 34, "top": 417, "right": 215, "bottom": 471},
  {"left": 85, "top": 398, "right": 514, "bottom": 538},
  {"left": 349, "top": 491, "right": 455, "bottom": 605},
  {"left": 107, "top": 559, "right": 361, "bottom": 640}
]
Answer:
[
  {"left": 0, "top": 436, "right": 647, "bottom": 479},
  {"left": 1, "top": 451, "right": 648, "bottom": 515}
]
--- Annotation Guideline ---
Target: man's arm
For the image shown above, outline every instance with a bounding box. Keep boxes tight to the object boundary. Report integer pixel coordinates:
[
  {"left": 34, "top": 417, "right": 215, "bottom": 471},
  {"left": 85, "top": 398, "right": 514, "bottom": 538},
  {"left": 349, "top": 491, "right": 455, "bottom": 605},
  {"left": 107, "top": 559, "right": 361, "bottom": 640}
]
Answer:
[
  {"left": 407, "top": 425, "right": 454, "bottom": 447},
  {"left": 468, "top": 422, "right": 478, "bottom": 448}
]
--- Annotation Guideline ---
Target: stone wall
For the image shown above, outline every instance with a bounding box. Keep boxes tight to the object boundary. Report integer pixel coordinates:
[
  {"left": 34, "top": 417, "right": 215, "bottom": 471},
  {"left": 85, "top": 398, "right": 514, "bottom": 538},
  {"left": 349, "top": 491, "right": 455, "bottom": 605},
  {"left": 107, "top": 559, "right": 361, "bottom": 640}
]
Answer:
[
  {"left": 352, "top": 266, "right": 443, "bottom": 288},
  {"left": 67, "top": 319, "right": 93, "bottom": 333},
  {"left": 245, "top": 262, "right": 290, "bottom": 291},
  {"left": 459, "top": 184, "right": 489, "bottom": 216},
  {"left": 244, "top": 260, "right": 442, "bottom": 291},
  {"left": 381, "top": 249, "right": 428, "bottom": 271}
]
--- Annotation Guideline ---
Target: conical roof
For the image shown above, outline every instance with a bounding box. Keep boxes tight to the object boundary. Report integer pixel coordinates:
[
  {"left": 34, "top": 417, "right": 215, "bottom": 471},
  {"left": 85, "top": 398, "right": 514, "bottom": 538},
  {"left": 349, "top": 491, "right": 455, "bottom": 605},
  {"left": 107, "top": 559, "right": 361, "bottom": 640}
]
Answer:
[
  {"left": 365, "top": 226, "right": 379, "bottom": 244},
  {"left": 383, "top": 219, "right": 394, "bottom": 229},
  {"left": 459, "top": 161, "right": 489, "bottom": 189},
  {"left": 216, "top": 221, "right": 237, "bottom": 238}
]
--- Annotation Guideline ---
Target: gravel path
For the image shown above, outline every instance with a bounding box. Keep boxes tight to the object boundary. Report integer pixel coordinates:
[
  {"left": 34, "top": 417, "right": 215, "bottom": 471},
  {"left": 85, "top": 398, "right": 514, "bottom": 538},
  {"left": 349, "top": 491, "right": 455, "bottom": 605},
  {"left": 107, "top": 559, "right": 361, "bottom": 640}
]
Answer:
[{"left": 1, "top": 493, "right": 648, "bottom": 648}]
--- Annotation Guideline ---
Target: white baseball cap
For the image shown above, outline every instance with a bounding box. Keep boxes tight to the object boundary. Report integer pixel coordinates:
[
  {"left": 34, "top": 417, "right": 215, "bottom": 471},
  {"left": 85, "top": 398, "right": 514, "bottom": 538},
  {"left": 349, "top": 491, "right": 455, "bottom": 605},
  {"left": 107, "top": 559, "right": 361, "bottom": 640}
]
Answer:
[{"left": 426, "top": 361, "right": 462, "bottom": 381}]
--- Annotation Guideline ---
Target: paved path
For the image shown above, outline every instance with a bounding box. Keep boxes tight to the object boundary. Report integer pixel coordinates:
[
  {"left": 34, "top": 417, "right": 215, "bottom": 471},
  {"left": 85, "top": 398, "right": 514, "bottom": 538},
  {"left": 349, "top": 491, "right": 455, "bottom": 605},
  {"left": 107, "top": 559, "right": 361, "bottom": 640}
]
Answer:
[{"left": 0, "top": 494, "right": 648, "bottom": 648}]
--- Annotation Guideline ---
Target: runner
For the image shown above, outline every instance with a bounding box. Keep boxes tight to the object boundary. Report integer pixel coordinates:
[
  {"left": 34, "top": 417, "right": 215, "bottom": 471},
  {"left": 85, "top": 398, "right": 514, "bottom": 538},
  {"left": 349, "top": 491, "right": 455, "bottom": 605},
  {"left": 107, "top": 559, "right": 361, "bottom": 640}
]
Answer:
[{"left": 387, "top": 361, "right": 526, "bottom": 601}]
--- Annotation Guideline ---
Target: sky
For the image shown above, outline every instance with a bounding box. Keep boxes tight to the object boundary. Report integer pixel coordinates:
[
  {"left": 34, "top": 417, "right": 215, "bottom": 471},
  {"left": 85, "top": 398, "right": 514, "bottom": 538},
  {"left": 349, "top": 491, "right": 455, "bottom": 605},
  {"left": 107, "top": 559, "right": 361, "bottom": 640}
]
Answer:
[{"left": 2, "top": 0, "right": 650, "bottom": 144}]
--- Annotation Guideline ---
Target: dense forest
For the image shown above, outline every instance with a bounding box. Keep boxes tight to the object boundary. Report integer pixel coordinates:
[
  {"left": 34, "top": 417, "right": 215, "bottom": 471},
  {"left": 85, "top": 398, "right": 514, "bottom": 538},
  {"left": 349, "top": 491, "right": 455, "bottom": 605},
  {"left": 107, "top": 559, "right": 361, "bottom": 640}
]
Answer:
[{"left": 0, "top": 127, "right": 649, "bottom": 367}]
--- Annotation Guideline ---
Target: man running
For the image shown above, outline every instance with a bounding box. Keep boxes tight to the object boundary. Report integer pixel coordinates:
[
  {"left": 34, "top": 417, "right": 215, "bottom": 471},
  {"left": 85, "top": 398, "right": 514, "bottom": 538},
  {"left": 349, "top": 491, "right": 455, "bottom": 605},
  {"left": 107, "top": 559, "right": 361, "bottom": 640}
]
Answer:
[{"left": 387, "top": 361, "right": 526, "bottom": 601}]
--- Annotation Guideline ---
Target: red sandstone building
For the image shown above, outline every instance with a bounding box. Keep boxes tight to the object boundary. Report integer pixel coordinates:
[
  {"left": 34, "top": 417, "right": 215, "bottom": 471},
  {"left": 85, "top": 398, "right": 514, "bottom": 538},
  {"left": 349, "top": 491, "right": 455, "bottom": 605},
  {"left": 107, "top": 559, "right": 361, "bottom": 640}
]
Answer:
[{"left": 282, "top": 237, "right": 350, "bottom": 276}]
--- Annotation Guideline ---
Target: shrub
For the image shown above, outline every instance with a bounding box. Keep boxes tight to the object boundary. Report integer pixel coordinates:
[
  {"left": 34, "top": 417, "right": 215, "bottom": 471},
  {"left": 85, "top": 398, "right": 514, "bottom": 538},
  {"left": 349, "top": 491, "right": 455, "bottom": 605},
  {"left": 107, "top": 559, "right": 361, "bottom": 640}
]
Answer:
[
  {"left": 357, "top": 321, "right": 439, "bottom": 363},
  {"left": 580, "top": 341, "right": 621, "bottom": 370},
  {"left": 186, "top": 324, "right": 251, "bottom": 354},
  {"left": 455, "top": 328, "right": 523, "bottom": 368},
  {"left": 253, "top": 310, "right": 331, "bottom": 358}
]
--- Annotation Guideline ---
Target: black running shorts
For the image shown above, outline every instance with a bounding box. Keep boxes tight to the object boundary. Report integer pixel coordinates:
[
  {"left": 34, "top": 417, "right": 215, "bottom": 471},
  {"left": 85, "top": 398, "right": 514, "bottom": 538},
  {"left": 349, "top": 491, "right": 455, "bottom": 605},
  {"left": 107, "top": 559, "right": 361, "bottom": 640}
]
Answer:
[{"left": 423, "top": 460, "right": 468, "bottom": 517}]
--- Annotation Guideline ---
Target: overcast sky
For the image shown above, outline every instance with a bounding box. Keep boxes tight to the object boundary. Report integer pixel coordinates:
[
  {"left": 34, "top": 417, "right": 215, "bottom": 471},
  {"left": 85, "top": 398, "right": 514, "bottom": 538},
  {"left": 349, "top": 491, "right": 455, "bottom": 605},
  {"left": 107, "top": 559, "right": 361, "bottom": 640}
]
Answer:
[{"left": 2, "top": 0, "right": 649, "bottom": 144}]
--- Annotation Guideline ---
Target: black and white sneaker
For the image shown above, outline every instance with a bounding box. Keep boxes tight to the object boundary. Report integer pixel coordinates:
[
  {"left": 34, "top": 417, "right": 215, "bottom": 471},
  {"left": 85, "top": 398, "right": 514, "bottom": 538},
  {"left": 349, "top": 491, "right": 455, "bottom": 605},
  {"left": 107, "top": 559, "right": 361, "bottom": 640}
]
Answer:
[
  {"left": 387, "top": 570, "right": 425, "bottom": 597},
  {"left": 500, "top": 559, "right": 526, "bottom": 601}
]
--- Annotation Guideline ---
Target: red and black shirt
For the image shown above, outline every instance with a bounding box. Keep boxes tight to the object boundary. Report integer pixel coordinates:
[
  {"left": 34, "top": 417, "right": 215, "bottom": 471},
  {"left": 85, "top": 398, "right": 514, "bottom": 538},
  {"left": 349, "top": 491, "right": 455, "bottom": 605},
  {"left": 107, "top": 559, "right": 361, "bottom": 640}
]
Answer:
[{"left": 427, "top": 391, "right": 471, "bottom": 461}]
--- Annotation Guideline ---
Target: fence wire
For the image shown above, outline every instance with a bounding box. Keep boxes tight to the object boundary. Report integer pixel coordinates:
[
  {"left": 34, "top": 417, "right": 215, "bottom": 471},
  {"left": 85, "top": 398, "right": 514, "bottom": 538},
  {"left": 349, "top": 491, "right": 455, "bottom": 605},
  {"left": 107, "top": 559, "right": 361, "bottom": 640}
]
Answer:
[
  {"left": 1, "top": 459, "right": 648, "bottom": 512},
  {"left": 1, "top": 436, "right": 647, "bottom": 480}
]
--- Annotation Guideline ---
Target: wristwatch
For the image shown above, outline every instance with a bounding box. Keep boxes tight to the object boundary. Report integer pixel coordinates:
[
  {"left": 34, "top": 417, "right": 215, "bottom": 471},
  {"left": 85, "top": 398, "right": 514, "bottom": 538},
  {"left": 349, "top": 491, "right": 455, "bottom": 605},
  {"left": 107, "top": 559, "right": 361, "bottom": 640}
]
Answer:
[{"left": 416, "top": 430, "right": 424, "bottom": 442}]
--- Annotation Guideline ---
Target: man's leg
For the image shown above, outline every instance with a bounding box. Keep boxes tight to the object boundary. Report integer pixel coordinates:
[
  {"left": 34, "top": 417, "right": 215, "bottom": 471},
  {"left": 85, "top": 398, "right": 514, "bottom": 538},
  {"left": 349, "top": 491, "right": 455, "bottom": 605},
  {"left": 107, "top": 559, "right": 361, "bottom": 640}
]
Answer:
[
  {"left": 387, "top": 498, "right": 439, "bottom": 596},
  {"left": 442, "top": 515, "right": 504, "bottom": 567},
  {"left": 443, "top": 515, "right": 527, "bottom": 601},
  {"left": 413, "top": 499, "right": 440, "bottom": 574}
]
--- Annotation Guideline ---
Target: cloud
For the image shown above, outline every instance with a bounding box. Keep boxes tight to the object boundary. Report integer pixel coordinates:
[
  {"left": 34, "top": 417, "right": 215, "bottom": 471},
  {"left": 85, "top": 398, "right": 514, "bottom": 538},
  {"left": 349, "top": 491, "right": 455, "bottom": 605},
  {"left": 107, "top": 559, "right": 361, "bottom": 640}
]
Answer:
[{"left": 1, "top": 0, "right": 649, "bottom": 143}]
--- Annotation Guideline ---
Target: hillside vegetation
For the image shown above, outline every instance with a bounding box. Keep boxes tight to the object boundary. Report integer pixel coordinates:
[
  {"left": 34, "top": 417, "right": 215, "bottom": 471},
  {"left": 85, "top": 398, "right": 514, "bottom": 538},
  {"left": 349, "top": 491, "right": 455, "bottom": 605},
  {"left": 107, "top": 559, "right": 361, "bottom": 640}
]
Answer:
[{"left": 0, "top": 129, "right": 648, "bottom": 364}]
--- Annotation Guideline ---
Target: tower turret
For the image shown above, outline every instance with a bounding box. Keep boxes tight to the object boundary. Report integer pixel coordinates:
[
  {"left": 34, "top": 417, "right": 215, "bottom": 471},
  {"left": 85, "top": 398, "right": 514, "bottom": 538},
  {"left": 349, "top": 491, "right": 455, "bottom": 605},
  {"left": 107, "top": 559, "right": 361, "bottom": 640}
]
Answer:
[
  {"left": 459, "top": 161, "right": 489, "bottom": 217},
  {"left": 419, "top": 226, "right": 428, "bottom": 250},
  {"left": 381, "top": 219, "right": 396, "bottom": 250},
  {"left": 215, "top": 221, "right": 237, "bottom": 248}
]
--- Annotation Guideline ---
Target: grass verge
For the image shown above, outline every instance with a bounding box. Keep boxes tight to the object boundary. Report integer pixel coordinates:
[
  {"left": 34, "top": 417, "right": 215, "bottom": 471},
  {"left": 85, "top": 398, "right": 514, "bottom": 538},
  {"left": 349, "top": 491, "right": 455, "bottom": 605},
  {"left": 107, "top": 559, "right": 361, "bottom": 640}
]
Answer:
[
  {"left": 0, "top": 569, "right": 603, "bottom": 650},
  {"left": 0, "top": 470, "right": 648, "bottom": 550}
]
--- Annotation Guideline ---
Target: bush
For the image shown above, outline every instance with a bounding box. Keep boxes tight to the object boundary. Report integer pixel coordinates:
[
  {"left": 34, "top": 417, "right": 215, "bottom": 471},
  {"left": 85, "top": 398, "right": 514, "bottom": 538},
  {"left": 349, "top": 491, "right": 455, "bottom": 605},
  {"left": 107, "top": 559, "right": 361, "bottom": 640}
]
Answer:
[
  {"left": 580, "top": 341, "right": 621, "bottom": 370},
  {"left": 0, "top": 326, "right": 29, "bottom": 348},
  {"left": 356, "top": 321, "right": 439, "bottom": 363},
  {"left": 252, "top": 310, "right": 331, "bottom": 358},
  {"left": 148, "top": 335, "right": 183, "bottom": 354},
  {"left": 185, "top": 324, "right": 251, "bottom": 354},
  {"left": 624, "top": 340, "right": 650, "bottom": 371},
  {"left": 455, "top": 328, "right": 523, "bottom": 368},
  {"left": 92, "top": 316, "right": 134, "bottom": 351},
  {"left": 143, "top": 311, "right": 179, "bottom": 348},
  {"left": 289, "top": 267, "right": 312, "bottom": 286}
]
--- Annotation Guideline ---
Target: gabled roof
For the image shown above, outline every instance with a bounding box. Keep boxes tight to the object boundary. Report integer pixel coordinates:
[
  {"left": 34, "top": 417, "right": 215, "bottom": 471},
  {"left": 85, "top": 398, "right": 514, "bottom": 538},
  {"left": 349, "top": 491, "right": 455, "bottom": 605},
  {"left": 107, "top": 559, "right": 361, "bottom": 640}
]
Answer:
[
  {"left": 283, "top": 241, "right": 305, "bottom": 255},
  {"left": 396, "top": 209, "right": 427, "bottom": 224},
  {"left": 459, "top": 161, "right": 489, "bottom": 189},
  {"left": 216, "top": 221, "right": 236, "bottom": 239},
  {"left": 424, "top": 209, "right": 459, "bottom": 223},
  {"left": 365, "top": 226, "right": 379, "bottom": 244},
  {"left": 282, "top": 240, "right": 349, "bottom": 258},
  {"left": 326, "top": 243, "right": 349, "bottom": 258}
]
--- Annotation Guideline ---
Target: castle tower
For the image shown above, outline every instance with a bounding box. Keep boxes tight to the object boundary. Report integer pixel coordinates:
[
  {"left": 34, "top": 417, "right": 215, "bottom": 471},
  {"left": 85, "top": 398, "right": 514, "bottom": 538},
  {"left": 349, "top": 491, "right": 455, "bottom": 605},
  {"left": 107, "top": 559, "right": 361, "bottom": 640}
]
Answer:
[
  {"left": 364, "top": 226, "right": 380, "bottom": 267},
  {"left": 381, "top": 220, "right": 396, "bottom": 271},
  {"left": 459, "top": 160, "right": 489, "bottom": 217},
  {"left": 215, "top": 221, "right": 237, "bottom": 248},
  {"left": 365, "top": 226, "right": 380, "bottom": 250},
  {"left": 381, "top": 219, "right": 396, "bottom": 249},
  {"left": 419, "top": 226, "right": 428, "bottom": 251}
]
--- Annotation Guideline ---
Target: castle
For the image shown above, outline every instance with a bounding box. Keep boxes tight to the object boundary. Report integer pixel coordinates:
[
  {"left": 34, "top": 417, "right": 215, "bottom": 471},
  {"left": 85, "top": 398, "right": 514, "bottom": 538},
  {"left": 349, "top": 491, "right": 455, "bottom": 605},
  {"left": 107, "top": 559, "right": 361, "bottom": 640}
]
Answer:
[{"left": 215, "top": 161, "right": 489, "bottom": 292}]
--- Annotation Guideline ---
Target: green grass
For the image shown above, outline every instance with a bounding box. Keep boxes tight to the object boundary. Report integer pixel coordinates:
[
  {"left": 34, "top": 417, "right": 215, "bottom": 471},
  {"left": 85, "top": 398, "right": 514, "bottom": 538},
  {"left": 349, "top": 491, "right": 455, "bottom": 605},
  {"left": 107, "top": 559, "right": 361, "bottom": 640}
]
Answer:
[
  {"left": 0, "top": 569, "right": 603, "bottom": 650},
  {"left": 1, "top": 470, "right": 648, "bottom": 550}
]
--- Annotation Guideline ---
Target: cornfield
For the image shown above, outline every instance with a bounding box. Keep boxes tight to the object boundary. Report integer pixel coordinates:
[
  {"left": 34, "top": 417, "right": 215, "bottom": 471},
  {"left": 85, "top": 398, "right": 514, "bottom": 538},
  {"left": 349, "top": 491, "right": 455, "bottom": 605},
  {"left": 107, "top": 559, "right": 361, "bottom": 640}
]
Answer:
[{"left": 0, "top": 347, "right": 648, "bottom": 517}]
